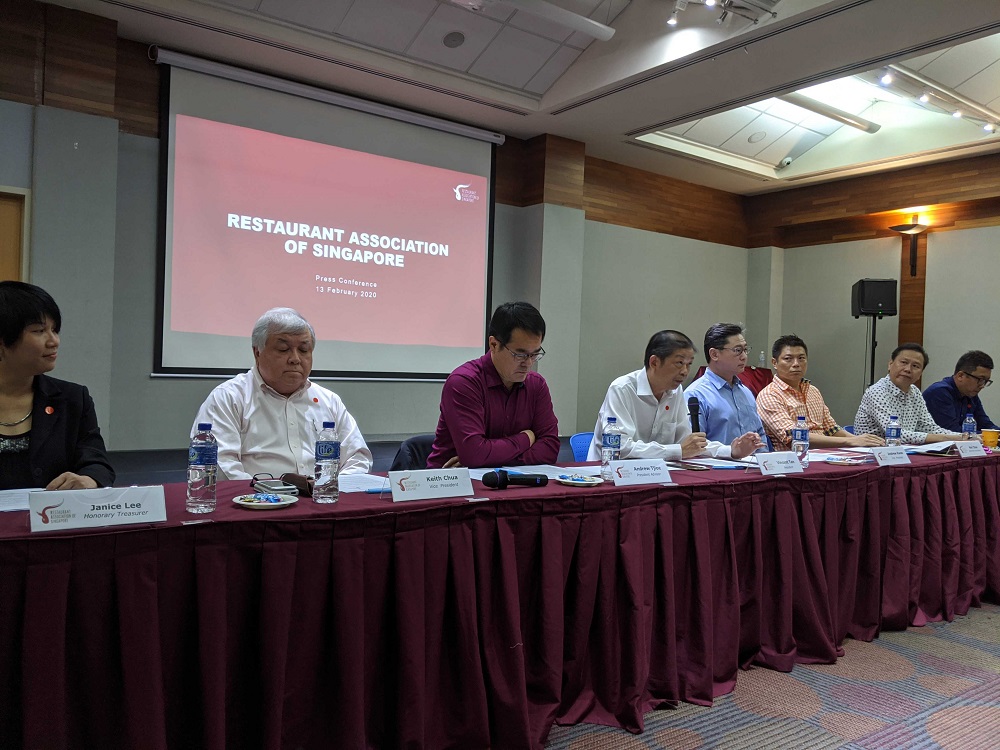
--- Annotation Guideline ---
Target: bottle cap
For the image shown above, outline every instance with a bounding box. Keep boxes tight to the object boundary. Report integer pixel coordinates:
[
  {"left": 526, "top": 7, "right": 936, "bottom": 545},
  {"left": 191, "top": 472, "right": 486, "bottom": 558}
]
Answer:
[
  {"left": 323, "top": 421, "right": 336, "bottom": 429},
  {"left": 197, "top": 422, "right": 212, "bottom": 430},
  {"left": 607, "top": 416, "right": 617, "bottom": 424}
]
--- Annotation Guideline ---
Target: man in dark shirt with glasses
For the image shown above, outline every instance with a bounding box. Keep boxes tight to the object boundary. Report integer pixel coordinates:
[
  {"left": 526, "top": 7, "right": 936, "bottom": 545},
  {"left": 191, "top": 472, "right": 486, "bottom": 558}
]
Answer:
[
  {"left": 426, "top": 301, "right": 560, "bottom": 469},
  {"left": 923, "top": 350, "right": 998, "bottom": 433}
]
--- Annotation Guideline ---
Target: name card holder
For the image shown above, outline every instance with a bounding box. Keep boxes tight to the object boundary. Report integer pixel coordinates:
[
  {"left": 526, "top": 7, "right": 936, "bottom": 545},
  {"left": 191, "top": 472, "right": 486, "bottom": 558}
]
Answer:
[
  {"left": 872, "top": 446, "right": 912, "bottom": 466},
  {"left": 386, "top": 469, "right": 473, "bottom": 502},
  {"left": 757, "top": 452, "right": 804, "bottom": 476},
  {"left": 29, "top": 486, "right": 167, "bottom": 533},
  {"left": 610, "top": 460, "right": 672, "bottom": 486},
  {"left": 957, "top": 442, "right": 987, "bottom": 458}
]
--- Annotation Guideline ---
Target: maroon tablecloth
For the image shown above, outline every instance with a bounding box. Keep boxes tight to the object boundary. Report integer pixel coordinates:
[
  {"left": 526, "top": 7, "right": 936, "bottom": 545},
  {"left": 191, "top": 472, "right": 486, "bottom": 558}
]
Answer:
[{"left": 0, "top": 455, "right": 997, "bottom": 749}]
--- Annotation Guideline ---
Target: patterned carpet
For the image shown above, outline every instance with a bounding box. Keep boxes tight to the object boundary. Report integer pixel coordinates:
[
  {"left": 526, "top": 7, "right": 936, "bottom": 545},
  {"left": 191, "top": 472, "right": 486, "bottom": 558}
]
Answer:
[{"left": 545, "top": 604, "right": 1000, "bottom": 750}]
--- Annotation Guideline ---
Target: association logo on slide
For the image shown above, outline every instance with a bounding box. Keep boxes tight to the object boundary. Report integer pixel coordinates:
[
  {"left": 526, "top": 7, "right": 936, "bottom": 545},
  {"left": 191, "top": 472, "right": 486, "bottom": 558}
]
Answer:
[{"left": 453, "top": 184, "right": 480, "bottom": 203}]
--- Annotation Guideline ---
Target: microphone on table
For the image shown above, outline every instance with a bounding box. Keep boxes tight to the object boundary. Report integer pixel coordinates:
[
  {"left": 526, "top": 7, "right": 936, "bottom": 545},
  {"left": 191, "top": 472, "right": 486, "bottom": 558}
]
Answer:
[
  {"left": 688, "top": 396, "right": 701, "bottom": 434},
  {"left": 482, "top": 469, "right": 549, "bottom": 489}
]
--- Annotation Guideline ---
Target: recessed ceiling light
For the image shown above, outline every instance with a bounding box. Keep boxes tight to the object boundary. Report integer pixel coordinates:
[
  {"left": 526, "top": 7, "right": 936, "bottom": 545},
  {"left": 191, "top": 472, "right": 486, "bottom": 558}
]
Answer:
[
  {"left": 443, "top": 31, "right": 466, "bottom": 48},
  {"left": 952, "top": 110, "right": 962, "bottom": 118},
  {"left": 705, "top": 0, "right": 717, "bottom": 5},
  {"left": 986, "top": 123, "right": 997, "bottom": 132},
  {"left": 880, "top": 71, "right": 892, "bottom": 85},
  {"left": 919, "top": 93, "right": 930, "bottom": 103},
  {"left": 667, "top": 11, "right": 678, "bottom": 25}
]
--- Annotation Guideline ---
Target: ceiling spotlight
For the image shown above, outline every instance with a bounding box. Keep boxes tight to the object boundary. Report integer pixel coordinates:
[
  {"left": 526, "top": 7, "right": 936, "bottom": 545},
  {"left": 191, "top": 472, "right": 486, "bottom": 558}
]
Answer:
[
  {"left": 986, "top": 123, "right": 997, "bottom": 132},
  {"left": 667, "top": 10, "right": 678, "bottom": 25},
  {"left": 919, "top": 93, "right": 930, "bottom": 103},
  {"left": 952, "top": 110, "right": 962, "bottom": 118},
  {"left": 705, "top": 0, "right": 717, "bottom": 5},
  {"left": 880, "top": 71, "right": 893, "bottom": 85}
]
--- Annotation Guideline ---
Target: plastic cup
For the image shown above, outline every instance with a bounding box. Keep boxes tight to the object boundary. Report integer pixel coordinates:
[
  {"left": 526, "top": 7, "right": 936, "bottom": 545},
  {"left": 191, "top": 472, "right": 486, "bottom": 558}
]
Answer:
[{"left": 982, "top": 429, "right": 999, "bottom": 448}]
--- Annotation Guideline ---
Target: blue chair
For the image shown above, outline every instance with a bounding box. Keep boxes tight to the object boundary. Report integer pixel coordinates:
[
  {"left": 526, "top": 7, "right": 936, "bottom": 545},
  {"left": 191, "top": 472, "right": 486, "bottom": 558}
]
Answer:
[
  {"left": 844, "top": 425, "right": 855, "bottom": 434},
  {"left": 569, "top": 432, "right": 594, "bottom": 462}
]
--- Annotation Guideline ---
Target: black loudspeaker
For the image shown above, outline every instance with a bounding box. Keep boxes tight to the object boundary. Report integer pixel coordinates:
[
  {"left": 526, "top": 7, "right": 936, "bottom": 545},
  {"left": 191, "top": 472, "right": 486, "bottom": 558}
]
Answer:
[{"left": 851, "top": 278, "right": 897, "bottom": 318}]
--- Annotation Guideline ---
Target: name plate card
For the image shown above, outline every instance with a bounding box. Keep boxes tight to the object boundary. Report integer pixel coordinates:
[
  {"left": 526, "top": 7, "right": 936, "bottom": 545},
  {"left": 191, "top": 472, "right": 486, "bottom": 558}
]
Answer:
[
  {"left": 957, "top": 441, "right": 987, "bottom": 458},
  {"left": 757, "top": 452, "right": 804, "bottom": 475},
  {"left": 29, "top": 486, "right": 167, "bottom": 533},
  {"left": 610, "top": 460, "right": 672, "bottom": 486},
  {"left": 873, "top": 446, "right": 912, "bottom": 466},
  {"left": 387, "top": 469, "right": 473, "bottom": 502}
]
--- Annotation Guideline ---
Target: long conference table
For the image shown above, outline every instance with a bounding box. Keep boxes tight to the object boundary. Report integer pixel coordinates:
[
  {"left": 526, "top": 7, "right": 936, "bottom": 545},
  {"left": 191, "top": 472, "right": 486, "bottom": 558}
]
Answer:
[{"left": 1, "top": 454, "right": 998, "bottom": 749}]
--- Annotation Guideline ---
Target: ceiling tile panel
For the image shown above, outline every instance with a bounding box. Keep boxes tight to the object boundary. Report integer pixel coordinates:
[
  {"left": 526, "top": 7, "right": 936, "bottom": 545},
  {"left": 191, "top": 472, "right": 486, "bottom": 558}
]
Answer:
[
  {"left": 797, "top": 112, "right": 843, "bottom": 135},
  {"left": 257, "top": 0, "right": 353, "bottom": 31},
  {"left": 337, "top": 0, "right": 438, "bottom": 53},
  {"left": 507, "top": 10, "right": 573, "bottom": 43},
  {"left": 954, "top": 58, "right": 1000, "bottom": 109},
  {"left": 684, "top": 108, "right": 760, "bottom": 147},
  {"left": 903, "top": 47, "right": 948, "bottom": 72},
  {"left": 664, "top": 120, "right": 699, "bottom": 135},
  {"left": 408, "top": 5, "right": 502, "bottom": 71},
  {"left": 758, "top": 98, "right": 807, "bottom": 124},
  {"left": 917, "top": 34, "right": 1000, "bottom": 87},
  {"left": 468, "top": 26, "right": 560, "bottom": 89},
  {"left": 721, "top": 112, "right": 794, "bottom": 157},
  {"left": 525, "top": 45, "right": 582, "bottom": 94},
  {"left": 754, "top": 126, "right": 825, "bottom": 164}
]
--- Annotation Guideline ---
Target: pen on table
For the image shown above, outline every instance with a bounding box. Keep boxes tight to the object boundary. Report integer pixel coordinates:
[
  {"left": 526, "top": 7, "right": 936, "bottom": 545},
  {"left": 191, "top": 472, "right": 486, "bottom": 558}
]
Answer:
[{"left": 365, "top": 487, "right": 389, "bottom": 494}]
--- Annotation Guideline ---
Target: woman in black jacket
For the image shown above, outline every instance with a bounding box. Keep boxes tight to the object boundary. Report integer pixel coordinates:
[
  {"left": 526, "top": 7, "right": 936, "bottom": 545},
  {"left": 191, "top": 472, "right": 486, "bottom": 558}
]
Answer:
[{"left": 0, "top": 281, "right": 115, "bottom": 490}]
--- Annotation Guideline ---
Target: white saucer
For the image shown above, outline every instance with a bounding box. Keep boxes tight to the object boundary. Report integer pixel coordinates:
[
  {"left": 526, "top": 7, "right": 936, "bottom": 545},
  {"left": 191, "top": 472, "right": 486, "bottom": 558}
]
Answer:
[
  {"left": 232, "top": 493, "right": 299, "bottom": 510},
  {"left": 555, "top": 475, "right": 604, "bottom": 487}
]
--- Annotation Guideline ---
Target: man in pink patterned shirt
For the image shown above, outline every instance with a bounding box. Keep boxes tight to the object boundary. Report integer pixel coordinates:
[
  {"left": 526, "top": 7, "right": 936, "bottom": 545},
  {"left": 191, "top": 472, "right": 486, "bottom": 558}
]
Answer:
[{"left": 756, "top": 334, "right": 883, "bottom": 451}]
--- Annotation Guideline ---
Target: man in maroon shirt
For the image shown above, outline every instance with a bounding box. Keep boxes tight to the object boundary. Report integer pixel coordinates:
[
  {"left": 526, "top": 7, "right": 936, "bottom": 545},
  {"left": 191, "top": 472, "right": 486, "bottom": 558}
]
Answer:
[{"left": 426, "top": 302, "right": 560, "bottom": 468}]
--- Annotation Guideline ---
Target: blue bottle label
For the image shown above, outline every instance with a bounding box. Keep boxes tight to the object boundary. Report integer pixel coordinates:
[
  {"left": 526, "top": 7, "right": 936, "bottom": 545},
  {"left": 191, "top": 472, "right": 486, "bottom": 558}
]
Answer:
[
  {"left": 792, "top": 427, "right": 808, "bottom": 442},
  {"left": 189, "top": 445, "right": 217, "bottom": 465},
  {"left": 602, "top": 433, "right": 621, "bottom": 450},
  {"left": 886, "top": 426, "right": 901, "bottom": 440},
  {"left": 315, "top": 440, "right": 341, "bottom": 461}
]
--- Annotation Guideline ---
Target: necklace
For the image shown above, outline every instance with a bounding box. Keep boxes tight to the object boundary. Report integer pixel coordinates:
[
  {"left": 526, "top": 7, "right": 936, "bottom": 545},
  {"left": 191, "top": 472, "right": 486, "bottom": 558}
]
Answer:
[{"left": 0, "top": 411, "right": 32, "bottom": 427}]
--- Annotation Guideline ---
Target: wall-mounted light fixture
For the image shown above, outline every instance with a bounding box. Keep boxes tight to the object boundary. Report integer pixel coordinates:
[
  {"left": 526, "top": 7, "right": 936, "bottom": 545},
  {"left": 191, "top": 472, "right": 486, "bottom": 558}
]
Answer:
[{"left": 889, "top": 214, "right": 928, "bottom": 277}]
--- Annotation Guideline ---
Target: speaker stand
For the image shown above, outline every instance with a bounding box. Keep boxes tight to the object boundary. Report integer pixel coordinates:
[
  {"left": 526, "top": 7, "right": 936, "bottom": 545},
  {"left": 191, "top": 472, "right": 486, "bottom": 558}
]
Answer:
[{"left": 866, "top": 313, "right": 882, "bottom": 386}]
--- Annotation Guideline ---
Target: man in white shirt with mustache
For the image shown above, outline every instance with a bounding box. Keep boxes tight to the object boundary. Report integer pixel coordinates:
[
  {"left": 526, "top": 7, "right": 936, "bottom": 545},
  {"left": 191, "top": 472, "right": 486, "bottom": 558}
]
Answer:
[{"left": 192, "top": 307, "right": 372, "bottom": 480}]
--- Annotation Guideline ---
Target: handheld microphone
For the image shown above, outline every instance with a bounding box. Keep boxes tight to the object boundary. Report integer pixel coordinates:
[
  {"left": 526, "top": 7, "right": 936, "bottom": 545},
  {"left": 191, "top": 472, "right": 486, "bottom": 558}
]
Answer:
[
  {"left": 688, "top": 397, "right": 701, "bottom": 433},
  {"left": 482, "top": 469, "right": 549, "bottom": 489}
]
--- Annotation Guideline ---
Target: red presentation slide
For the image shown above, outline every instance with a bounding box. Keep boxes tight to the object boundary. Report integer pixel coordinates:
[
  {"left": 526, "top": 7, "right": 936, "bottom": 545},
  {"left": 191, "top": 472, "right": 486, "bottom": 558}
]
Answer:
[{"left": 170, "top": 115, "right": 489, "bottom": 348}]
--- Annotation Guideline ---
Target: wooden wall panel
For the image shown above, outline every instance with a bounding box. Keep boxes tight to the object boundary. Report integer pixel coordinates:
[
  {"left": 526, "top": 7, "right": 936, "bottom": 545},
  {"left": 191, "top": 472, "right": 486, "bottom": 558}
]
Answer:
[
  {"left": 746, "top": 154, "right": 1000, "bottom": 247},
  {"left": 42, "top": 4, "right": 117, "bottom": 117},
  {"left": 495, "top": 134, "right": 580, "bottom": 208},
  {"left": 115, "top": 39, "right": 160, "bottom": 137},
  {"left": 584, "top": 157, "right": 747, "bottom": 247},
  {"left": 541, "top": 135, "right": 584, "bottom": 210},
  {"left": 495, "top": 136, "right": 529, "bottom": 207},
  {"left": 0, "top": 0, "right": 45, "bottom": 105},
  {"left": 897, "top": 234, "right": 927, "bottom": 349}
]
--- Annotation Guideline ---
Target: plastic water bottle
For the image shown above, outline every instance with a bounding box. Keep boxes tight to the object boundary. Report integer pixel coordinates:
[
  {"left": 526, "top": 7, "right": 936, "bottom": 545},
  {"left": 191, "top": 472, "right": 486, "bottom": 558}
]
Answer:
[
  {"left": 601, "top": 416, "right": 623, "bottom": 481},
  {"left": 186, "top": 422, "right": 218, "bottom": 513},
  {"left": 313, "top": 421, "right": 340, "bottom": 503},
  {"left": 758, "top": 350, "right": 767, "bottom": 369},
  {"left": 886, "top": 415, "right": 902, "bottom": 446},
  {"left": 791, "top": 415, "right": 810, "bottom": 468},
  {"left": 963, "top": 408, "right": 977, "bottom": 441}
]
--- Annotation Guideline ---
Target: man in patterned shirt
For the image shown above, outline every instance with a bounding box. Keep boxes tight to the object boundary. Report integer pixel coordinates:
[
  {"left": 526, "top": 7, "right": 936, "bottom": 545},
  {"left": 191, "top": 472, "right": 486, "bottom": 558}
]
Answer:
[
  {"left": 756, "top": 334, "right": 884, "bottom": 451},
  {"left": 853, "top": 343, "right": 967, "bottom": 445}
]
